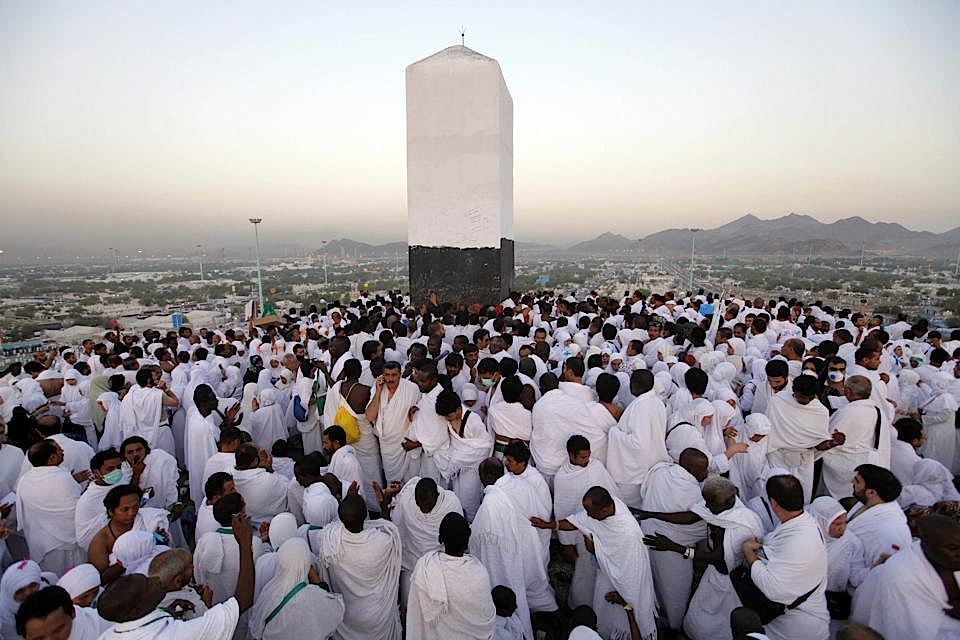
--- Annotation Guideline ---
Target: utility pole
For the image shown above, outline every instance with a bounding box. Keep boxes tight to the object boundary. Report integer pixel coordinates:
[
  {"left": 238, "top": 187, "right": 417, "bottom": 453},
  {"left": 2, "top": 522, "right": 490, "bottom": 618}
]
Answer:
[
  {"left": 197, "top": 244, "right": 204, "bottom": 281},
  {"left": 249, "top": 219, "right": 264, "bottom": 314},
  {"left": 689, "top": 228, "right": 701, "bottom": 293}
]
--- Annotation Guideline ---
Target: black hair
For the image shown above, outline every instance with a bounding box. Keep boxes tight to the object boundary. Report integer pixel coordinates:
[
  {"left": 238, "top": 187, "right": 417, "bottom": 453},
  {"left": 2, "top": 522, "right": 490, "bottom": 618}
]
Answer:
[
  {"left": 435, "top": 390, "right": 462, "bottom": 417},
  {"left": 856, "top": 463, "right": 902, "bottom": 502},
  {"left": 204, "top": 472, "right": 233, "bottom": 501},
  {"left": 323, "top": 425, "right": 347, "bottom": 448},
  {"left": 90, "top": 448, "right": 122, "bottom": 471},
  {"left": 503, "top": 441, "right": 531, "bottom": 465},
  {"left": 213, "top": 492, "right": 244, "bottom": 527},
  {"left": 15, "top": 586, "right": 73, "bottom": 637},
  {"left": 766, "top": 474, "right": 804, "bottom": 511},
  {"left": 566, "top": 434, "right": 590, "bottom": 456},
  {"left": 104, "top": 484, "right": 143, "bottom": 513}
]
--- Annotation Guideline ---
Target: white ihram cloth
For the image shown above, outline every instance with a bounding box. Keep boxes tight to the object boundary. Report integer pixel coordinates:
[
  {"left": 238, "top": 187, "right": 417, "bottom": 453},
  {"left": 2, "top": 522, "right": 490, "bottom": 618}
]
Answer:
[
  {"left": 919, "top": 375, "right": 959, "bottom": 470},
  {"left": 327, "top": 445, "right": 363, "bottom": 499},
  {"left": 567, "top": 498, "right": 657, "bottom": 640},
  {"left": 683, "top": 499, "right": 764, "bottom": 640},
  {"left": 553, "top": 458, "right": 621, "bottom": 608},
  {"left": 231, "top": 467, "right": 287, "bottom": 524},
  {"left": 406, "top": 551, "right": 496, "bottom": 640},
  {"left": 323, "top": 382, "right": 383, "bottom": 509},
  {"left": 75, "top": 475, "right": 132, "bottom": 552},
  {"left": 749, "top": 512, "right": 828, "bottom": 640},
  {"left": 405, "top": 385, "right": 449, "bottom": 483},
  {"left": 1, "top": 560, "right": 44, "bottom": 640},
  {"left": 530, "top": 389, "right": 593, "bottom": 478},
  {"left": 248, "top": 538, "right": 344, "bottom": 640},
  {"left": 765, "top": 391, "right": 830, "bottom": 502},
  {"left": 111, "top": 530, "right": 168, "bottom": 575},
  {"left": 194, "top": 528, "right": 267, "bottom": 605},
  {"left": 845, "top": 500, "right": 912, "bottom": 568},
  {"left": 120, "top": 385, "right": 174, "bottom": 456},
  {"left": 16, "top": 465, "right": 84, "bottom": 573},
  {"left": 122, "top": 449, "right": 179, "bottom": 510},
  {"left": 469, "top": 481, "right": 552, "bottom": 640},
  {"left": 729, "top": 414, "right": 771, "bottom": 502},
  {"left": 605, "top": 390, "right": 670, "bottom": 507},
  {"left": 247, "top": 389, "right": 287, "bottom": 449},
  {"left": 19, "top": 433, "right": 96, "bottom": 479},
  {"left": 294, "top": 372, "right": 324, "bottom": 456},
  {"left": 62, "top": 605, "right": 105, "bottom": 640},
  {"left": 391, "top": 476, "right": 463, "bottom": 573},
  {"left": 253, "top": 513, "right": 300, "bottom": 600},
  {"left": 899, "top": 458, "right": 960, "bottom": 509},
  {"left": 432, "top": 410, "right": 491, "bottom": 520},
  {"left": 639, "top": 461, "right": 708, "bottom": 630},
  {"left": 820, "top": 399, "right": 889, "bottom": 499},
  {"left": 850, "top": 540, "right": 960, "bottom": 640},
  {"left": 96, "top": 598, "right": 241, "bottom": 640},
  {"left": 807, "top": 497, "right": 867, "bottom": 592},
  {"left": 509, "top": 467, "right": 553, "bottom": 562},
  {"left": 98, "top": 391, "right": 125, "bottom": 452},
  {"left": 185, "top": 406, "right": 221, "bottom": 508},
  {"left": 487, "top": 401, "right": 532, "bottom": 441},
  {"left": 370, "top": 379, "right": 421, "bottom": 482},
  {"left": 315, "top": 519, "right": 403, "bottom": 640}
]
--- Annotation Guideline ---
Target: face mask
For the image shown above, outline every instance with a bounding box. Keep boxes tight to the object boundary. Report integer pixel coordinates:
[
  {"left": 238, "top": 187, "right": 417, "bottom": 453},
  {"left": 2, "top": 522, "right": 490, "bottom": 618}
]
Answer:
[
  {"left": 103, "top": 469, "right": 124, "bottom": 485},
  {"left": 827, "top": 371, "right": 845, "bottom": 383},
  {"left": 480, "top": 378, "right": 496, "bottom": 389}
]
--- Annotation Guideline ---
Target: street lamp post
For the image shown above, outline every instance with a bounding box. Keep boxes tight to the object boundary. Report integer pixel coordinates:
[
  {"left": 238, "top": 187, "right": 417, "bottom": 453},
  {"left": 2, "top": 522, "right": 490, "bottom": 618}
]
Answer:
[
  {"left": 688, "top": 228, "right": 701, "bottom": 293},
  {"left": 249, "top": 218, "right": 265, "bottom": 314},
  {"left": 197, "top": 244, "right": 204, "bottom": 281}
]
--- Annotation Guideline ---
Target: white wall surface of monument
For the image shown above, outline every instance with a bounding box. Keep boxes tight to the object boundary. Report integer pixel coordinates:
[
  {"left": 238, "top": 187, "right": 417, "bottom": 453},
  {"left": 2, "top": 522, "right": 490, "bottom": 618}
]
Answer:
[{"left": 406, "top": 45, "right": 513, "bottom": 249}]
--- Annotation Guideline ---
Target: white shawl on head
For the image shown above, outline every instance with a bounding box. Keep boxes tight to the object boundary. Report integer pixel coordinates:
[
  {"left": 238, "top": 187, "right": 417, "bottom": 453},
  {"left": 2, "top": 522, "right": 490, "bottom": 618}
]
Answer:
[{"left": 248, "top": 538, "right": 344, "bottom": 640}]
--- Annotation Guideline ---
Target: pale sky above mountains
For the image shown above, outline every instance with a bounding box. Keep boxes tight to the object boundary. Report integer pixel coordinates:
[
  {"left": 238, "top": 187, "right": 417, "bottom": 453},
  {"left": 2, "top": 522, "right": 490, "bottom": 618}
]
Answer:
[{"left": 1, "top": 1, "right": 958, "bottom": 258}]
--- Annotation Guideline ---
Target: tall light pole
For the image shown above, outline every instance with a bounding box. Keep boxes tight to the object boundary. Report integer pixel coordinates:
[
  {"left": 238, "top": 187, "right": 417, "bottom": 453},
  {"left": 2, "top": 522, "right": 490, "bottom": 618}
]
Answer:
[
  {"left": 249, "top": 218, "right": 264, "bottom": 314},
  {"left": 320, "top": 240, "right": 329, "bottom": 286},
  {"left": 197, "top": 244, "right": 204, "bottom": 281},
  {"left": 688, "top": 228, "right": 702, "bottom": 293}
]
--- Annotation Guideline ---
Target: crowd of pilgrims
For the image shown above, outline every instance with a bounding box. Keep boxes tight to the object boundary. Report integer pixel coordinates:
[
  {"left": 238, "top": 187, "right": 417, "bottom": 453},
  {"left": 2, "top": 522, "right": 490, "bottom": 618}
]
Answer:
[{"left": 0, "top": 288, "right": 959, "bottom": 640}]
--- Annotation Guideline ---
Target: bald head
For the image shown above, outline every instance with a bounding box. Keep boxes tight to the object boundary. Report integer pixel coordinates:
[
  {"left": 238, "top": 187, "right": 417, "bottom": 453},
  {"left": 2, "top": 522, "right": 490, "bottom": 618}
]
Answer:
[{"left": 97, "top": 574, "right": 166, "bottom": 622}]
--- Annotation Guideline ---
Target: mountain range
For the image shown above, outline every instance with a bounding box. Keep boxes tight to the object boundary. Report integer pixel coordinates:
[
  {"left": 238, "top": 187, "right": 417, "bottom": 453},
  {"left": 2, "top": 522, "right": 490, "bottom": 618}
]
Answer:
[{"left": 316, "top": 214, "right": 960, "bottom": 258}]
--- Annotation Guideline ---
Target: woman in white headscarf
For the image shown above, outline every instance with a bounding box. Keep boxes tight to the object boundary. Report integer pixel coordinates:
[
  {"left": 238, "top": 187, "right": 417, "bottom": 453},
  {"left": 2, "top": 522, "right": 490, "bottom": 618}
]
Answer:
[
  {"left": 248, "top": 538, "right": 344, "bottom": 640},
  {"left": 247, "top": 388, "right": 288, "bottom": 450},
  {"left": 918, "top": 372, "right": 959, "bottom": 470},
  {"left": 667, "top": 362, "right": 691, "bottom": 414},
  {"left": 895, "top": 369, "right": 922, "bottom": 421},
  {"left": 0, "top": 560, "right": 44, "bottom": 639},
  {"left": 728, "top": 413, "right": 771, "bottom": 503},
  {"left": 63, "top": 369, "right": 97, "bottom": 445},
  {"left": 57, "top": 563, "right": 102, "bottom": 607},
  {"left": 653, "top": 371, "right": 676, "bottom": 404},
  {"left": 808, "top": 496, "right": 867, "bottom": 604},
  {"left": 707, "top": 362, "right": 742, "bottom": 419},
  {"left": 254, "top": 512, "right": 301, "bottom": 600},
  {"left": 97, "top": 387, "right": 124, "bottom": 452}
]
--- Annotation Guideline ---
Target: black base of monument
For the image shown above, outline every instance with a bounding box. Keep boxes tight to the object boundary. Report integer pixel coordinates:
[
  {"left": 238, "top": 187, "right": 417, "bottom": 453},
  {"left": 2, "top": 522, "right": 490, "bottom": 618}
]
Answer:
[{"left": 409, "top": 239, "right": 514, "bottom": 307}]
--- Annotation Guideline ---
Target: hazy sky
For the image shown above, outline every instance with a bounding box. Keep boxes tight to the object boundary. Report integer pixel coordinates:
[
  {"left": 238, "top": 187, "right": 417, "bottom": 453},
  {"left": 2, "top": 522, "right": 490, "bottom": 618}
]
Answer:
[{"left": 1, "top": 1, "right": 958, "bottom": 257}]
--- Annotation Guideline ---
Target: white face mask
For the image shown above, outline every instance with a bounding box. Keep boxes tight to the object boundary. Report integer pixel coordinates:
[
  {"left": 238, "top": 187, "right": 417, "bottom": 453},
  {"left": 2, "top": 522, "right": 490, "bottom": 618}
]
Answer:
[{"left": 827, "top": 371, "right": 845, "bottom": 383}]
